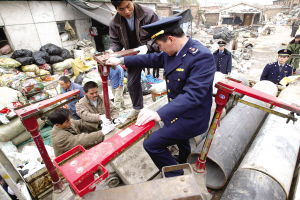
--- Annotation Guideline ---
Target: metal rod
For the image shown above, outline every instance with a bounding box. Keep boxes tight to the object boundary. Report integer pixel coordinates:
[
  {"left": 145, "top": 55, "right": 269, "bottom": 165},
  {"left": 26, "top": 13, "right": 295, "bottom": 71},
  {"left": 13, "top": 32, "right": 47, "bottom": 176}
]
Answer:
[
  {"left": 21, "top": 117, "right": 64, "bottom": 191},
  {"left": 237, "top": 98, "right": 297, "bottom": 122}
]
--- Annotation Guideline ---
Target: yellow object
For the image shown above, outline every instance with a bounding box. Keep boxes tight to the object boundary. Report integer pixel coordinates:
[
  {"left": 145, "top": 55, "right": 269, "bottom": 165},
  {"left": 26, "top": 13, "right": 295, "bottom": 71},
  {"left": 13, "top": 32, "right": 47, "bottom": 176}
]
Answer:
[
  {"left": 22, "top": 64, "right": 39, "bottom": 73},
  {"left": 176, "top": 68, "right": 184, "bottom": 72},
  {"left": 123, "top": 77, "right": 128, "bottom": 84},
  {"left": 71, "top": 58, "right": 91, "bottom": 77},
  {"left": 0, "top": 57, "right": 21, "bottom": 68},
  {"left": 151, "top": 30, "right": 164, "bottom": 39},
  {"left": 279, "top": 75, "right": 300, "bottom": 86}
]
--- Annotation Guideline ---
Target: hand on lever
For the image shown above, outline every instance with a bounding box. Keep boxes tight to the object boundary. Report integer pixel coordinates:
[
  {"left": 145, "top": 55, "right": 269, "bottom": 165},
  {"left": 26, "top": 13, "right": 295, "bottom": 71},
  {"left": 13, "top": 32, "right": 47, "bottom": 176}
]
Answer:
[
  {"left": 105, "top": 57, "right": 121, "bottom": 66},
  {"left": 134, "top": 45, "right": 148, "bottom": 55},
  {"left": 136, "top": 108, "right": 161, "bottom": 126}
]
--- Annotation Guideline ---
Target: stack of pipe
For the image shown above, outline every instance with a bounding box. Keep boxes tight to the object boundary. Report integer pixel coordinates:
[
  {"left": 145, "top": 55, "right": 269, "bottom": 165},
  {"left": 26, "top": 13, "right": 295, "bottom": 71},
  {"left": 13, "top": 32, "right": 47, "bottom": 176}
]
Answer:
[
  {"left": 222, "top": 83, "right": 300, "bottom": 200},
  {"left": 189, "top": 80, "right": 278, "bottom": 189}
]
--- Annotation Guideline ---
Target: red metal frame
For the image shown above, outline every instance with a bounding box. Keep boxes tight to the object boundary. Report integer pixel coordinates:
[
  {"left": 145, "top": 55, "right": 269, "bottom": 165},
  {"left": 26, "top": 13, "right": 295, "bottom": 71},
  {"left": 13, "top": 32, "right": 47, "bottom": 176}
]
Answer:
[
  {"left": 14, "top": 90, "right": 80, "bottom": 191},
  {"left": 54, "top": 121, "right": 155, "bottom": 197},
  {"left": 194, "top": 79, "right": 300, "bottom": 173},
  {"left": 94, "top": 49, "right": 139, "bottom": 120}
]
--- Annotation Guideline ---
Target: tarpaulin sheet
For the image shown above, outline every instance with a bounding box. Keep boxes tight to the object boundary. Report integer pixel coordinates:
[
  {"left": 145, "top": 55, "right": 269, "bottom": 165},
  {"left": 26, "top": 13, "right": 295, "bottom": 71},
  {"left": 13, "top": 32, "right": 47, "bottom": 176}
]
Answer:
[{"left": 66, "top": 0, "right": 114, "bottom": 26}]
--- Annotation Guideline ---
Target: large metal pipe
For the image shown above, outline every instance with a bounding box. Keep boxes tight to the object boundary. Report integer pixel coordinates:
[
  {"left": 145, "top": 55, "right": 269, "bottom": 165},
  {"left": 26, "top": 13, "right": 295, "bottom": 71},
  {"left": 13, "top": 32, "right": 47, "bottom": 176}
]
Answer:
[
  {"left": 292, "top": 165, "right": 300, "bottom": 200},
  {"left": 189, "top": 80, "right": 278, "bottom": 189},
  {"left": 222, "top": 84, "right": 300, "bottom": 200}
]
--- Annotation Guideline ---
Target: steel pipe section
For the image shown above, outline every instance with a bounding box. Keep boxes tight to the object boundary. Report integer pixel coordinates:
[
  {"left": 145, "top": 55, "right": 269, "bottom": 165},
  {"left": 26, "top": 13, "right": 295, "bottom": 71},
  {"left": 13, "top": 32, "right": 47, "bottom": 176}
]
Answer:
[
  {"left": 222, "top": 84, "right": 300, "bottom": 200},
  {"left": 189, "top": 80, "right": 278, "bottom": 189},
  {"left": 221, "top": 169, "right": 286, "bottom": 200}
]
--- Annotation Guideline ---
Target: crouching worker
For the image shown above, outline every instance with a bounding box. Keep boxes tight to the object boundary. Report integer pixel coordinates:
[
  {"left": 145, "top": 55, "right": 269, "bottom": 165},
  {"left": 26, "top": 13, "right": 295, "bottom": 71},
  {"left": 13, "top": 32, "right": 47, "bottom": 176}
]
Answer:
[
  {"left": 76, "top": 81, "right": 119, "bottom": 134},
  {"left": 48, "top": 108, "right": 105, "bottom": 157}
]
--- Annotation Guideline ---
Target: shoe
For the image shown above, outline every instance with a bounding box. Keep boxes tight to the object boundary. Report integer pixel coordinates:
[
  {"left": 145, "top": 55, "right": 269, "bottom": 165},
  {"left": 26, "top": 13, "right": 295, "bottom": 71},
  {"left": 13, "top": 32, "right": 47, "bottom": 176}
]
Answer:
[{"left": 125, "top": 109, "right": 140, "bottom": 122}]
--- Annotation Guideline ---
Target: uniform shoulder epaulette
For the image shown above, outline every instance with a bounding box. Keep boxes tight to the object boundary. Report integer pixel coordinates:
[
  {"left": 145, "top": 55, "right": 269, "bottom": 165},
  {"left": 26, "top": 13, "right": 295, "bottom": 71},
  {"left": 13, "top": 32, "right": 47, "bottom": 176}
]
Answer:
[{"left": 188, "top": 47, "right": 199, "bottom": 55}]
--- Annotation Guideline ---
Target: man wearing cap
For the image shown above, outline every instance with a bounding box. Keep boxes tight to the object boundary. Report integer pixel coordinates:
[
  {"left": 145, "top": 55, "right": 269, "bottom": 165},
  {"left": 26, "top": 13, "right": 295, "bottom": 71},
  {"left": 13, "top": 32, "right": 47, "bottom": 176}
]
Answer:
[
  {"left": 287, "top": 34, "right": 300, "bottom": 74},
  {"left": 260, "top": 49, "right": 293, "bottom": 84},
  {"left": 109, "top": 0, "right": 159, "bottom": 120},
  {"left": 106, "top": 16, "right": 216, "bottom": 177},
  {"left": 213, "top": 41, "right": 232, "bottom": 75}
]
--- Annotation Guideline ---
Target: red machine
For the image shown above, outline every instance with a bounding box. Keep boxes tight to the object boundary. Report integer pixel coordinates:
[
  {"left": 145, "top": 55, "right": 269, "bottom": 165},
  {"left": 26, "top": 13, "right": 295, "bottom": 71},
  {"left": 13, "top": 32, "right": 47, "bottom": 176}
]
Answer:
[
  {"left": 94, "top": 49, "right": 139, "bottom": 119},
  {"left": 53, "top": 121, "right": 155, "bottom": 196},
  {"left": 14, "top": 90, "right": 80, "bottom": 191},
  {"left": 194, "top": 79, "right": 300, "bottom": 173}
]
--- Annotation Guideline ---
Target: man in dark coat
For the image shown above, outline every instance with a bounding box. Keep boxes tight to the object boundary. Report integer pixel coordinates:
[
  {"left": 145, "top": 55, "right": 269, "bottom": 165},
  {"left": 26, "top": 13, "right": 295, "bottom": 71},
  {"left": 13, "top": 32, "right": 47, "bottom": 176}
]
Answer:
[
  {"left": 213, "top": 40, "right": 232, "bottom": 75},
  {"left": 106, "top": 16, "right": 216, "bottom": 177},
  {"left": 260, "top": 49, "right": 293, "bottom": 84},
  {"left": 109, "top": 0, "right": 159, "bottom": 119}
]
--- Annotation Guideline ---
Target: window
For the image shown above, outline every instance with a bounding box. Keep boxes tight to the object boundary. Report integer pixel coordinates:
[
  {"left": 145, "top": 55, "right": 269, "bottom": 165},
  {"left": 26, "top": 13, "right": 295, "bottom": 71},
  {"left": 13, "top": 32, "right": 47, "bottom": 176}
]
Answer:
[
  {"left": 0, "top": 27, "right": 12, "bottom": 55},
  {"left": 56, "top": 21, "right": 78, "bottom": 42}
]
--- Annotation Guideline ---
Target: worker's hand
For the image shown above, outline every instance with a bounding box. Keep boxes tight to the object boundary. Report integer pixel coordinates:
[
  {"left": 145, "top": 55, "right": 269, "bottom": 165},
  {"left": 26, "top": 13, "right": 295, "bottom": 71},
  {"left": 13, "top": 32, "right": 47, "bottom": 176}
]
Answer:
[
  {"left": 136, "top": 108, "right": 161, "bottom": 126},
  {"left": 134, "top": 45, "right": 148, "bottom": 55},
  {"left": 106, "top": 57, "right": 121, "bottom": 66},
  {"left": 63, "top": 104, "right": 69, "bottom": 109}
]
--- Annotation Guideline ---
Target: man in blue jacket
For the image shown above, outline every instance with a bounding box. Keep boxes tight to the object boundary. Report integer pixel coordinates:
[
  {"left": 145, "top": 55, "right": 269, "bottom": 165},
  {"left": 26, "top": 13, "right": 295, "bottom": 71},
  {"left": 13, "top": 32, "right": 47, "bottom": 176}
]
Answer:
[
  {"left": 59, "top": 76, "right": 85, "bottom": 119},
  {"left": 260, "top": 49, "right": 293, "bottom": 84},
  {"left": 106, "top": 16, "right": 216, "bottom": 177},
  {"left": 213, "top": 40, "right": 232, "bottom": 75}
]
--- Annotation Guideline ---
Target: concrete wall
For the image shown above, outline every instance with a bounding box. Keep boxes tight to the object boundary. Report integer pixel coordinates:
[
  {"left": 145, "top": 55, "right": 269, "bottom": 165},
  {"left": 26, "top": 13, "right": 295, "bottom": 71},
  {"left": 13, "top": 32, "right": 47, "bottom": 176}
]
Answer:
[
  {"left": 205, "top": 13, "right": 220, "bottom": 26},
  {"left": 0, "top": 1, "right": 92, "bottom": 51},
  {"left": 156, "top": 6, "right": 172, "bottom": 17}
]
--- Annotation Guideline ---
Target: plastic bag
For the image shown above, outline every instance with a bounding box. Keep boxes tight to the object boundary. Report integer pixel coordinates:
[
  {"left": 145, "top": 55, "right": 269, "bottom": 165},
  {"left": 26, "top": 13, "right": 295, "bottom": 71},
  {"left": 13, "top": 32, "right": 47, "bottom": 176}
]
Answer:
[
  {"left": 0, "top": 87, "right": 25, "bottom": 107},
  {"left": 0, "top": 67, "right": 16, "bottom": 75},
  {"left": 71, "top": 58, "right": 91, "bottom": 76},
  {"left": 0, "top": 72, "right": 27, "bottom": 87},
  {"left": 32, "top": 51, "right": 49, "bottom": 65},
  {"left": 21, "top": 64, "right": 39, "bottom": 73},
  {"left": 21, "top": 79, "right": 44, "bottom": 94},
  {"left": 39, "top": 64, "right": 51, "bottom": 71},
  {"left": 60, "top": 48, "right": 73, "bottom": 59},
  {"left": 40, "top": 43, "right": 62, "bottom": 55},
  {"left": 0, "top": 57, "right": 21, "bottom": 68},
  {"left": 52, "top": 58, "right": 73, "bottom": 71},
  {"left": 28, "top": 91, "right": 49, "bottom": 103},
  {"left": 25, "top": 72, "right": 36, "bottom": 77},
  {"left": 36, "top": 69, "right": 50, "bottom": 76},
  {"left": 15, "top": 57, "right": 34, "bottom": 65},
  {"left": 11, "top": 49, "right": 32, "bottom": 58},
  {"left": 49, "top": 55, "right": 64, "bottom": 64}
]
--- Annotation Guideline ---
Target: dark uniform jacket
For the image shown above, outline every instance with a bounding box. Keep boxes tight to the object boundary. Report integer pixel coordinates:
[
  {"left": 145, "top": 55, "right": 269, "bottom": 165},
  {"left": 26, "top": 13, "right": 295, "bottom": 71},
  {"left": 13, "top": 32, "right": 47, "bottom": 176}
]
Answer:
[
  {"left": 109, "top": 3, "right": 158, "bottom": 51},
  {"left": 213, "top": 48, "right": 232, "bottom": 74},
  {"left": 51, "top": 119, "right": 104, "bottom": 157},
  {"left": 124, "top": 38, "right": 216, "bottom": 138},
  {"left": 260, "top": 62, "right": 293, "bottom": 84}
]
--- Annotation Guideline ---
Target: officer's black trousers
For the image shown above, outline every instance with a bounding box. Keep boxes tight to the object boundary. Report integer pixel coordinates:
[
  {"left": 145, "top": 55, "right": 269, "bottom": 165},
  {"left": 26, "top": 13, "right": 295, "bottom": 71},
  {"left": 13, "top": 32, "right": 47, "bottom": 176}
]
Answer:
[
  {"left": 143, "top": 131, "right": 191, "bottom": 177},
  {"left": 127, "top": 65, "right": 143, "bottom": 110}
]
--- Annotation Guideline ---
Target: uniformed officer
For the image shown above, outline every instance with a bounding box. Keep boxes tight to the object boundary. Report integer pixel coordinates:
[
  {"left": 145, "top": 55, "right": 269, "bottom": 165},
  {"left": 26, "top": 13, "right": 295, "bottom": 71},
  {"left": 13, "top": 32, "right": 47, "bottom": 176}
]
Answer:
[
  {"left": 260, "top": 49, "right": 293, "bottom": 84},
  {"left": 106, "top": 16, "right": 216, "bottom": 177},
  {"left": 213, "top": 40, "right": 232, "bottom": 75}
]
